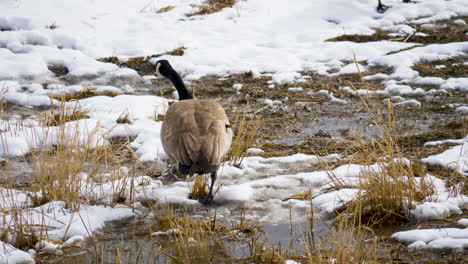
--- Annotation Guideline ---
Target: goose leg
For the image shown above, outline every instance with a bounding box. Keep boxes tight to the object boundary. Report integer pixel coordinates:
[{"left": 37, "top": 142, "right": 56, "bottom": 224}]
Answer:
[
  {"left": 208, "top": 170, "right": 217, "bottom": 198},
  {"left": 199, "top": 170, "right": 217, "bottom": 205}
]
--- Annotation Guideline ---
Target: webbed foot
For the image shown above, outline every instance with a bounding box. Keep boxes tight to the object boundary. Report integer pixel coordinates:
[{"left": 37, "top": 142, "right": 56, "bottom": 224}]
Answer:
[{"left": 198, "top": 195, "right": 215, "bottom": 206}]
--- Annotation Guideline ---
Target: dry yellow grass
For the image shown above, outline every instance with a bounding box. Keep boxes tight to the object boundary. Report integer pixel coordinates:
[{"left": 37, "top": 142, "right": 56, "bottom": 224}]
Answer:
[
  {"left": 40, "top": 100, "right": 90, "bottom": 127},
  {"left": 116, "top": 111, "right": 133, "bottom": 124},
  {"left": 187, "top": 0, "right": 236, "bottom": 16},
  {"left": 50, "top": 87, "right": 121, "bottom": 102},
  {"left": 188, "top": 175, "right": 209, "bottom": 200},
  {"left": 156, "top": 5, "right": 175, "bottom": 13},
  {"left": 226, "top": 108, "right": 263, "bottom": 166},
  {"left": 329, "top": 79, "right": 435, "bottom": 226}
]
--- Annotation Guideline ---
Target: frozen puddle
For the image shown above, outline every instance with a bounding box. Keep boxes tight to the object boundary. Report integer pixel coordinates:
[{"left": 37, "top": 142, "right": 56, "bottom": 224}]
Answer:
[{"left": 1, "top": 152, "right": 468, "bottom": 261}]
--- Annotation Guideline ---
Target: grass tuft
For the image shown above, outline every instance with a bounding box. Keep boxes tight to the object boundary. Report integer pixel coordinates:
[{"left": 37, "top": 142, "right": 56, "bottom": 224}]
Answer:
[
  {"left": 331, "top": 82, "right": 435, "bottom": 226},
  {"left": 226, "top": 107, "right": 263, "bottom": 166},
  {"left": 187, "top": 0, "right": 236, "bottom": 16},
  {"left": 116, "top": 111, "right": 133, "bottom": 124},
  {"left": 156, "top": 5, "right": 175, "bottom": 13},
  {"left": 51, "top": 87, "right": 121, "bottom": 102},
  {"left": 187, "top": 175, "right": 209, "bottom": 200},
  {"left": 41, "top": 102, "right": 90, "bottom": 127},
  {"left": 46, "top": 23, "right": 57, "bottom": 30}
]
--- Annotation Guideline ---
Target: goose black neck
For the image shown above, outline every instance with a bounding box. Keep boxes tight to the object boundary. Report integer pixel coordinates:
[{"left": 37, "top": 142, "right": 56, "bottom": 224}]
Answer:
[{"left": 168, "top": 71, "right": 193, "bottom": 100}]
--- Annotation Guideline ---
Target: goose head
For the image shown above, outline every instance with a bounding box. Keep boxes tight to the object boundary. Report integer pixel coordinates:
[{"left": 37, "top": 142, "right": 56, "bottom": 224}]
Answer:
[{"left": 155, "top": 59, "right": 174, "bottom": 78}]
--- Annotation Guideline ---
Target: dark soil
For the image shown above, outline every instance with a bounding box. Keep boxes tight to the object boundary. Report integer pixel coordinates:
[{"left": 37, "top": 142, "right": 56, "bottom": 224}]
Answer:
[{"left": 412, "top": 56, "right": 468, "bottom": 79}]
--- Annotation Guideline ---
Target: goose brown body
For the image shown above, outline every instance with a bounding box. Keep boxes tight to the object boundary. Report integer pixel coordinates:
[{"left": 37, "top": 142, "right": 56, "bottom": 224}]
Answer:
[
  {"left": 161, "top": 99, "right": 232, "bottom": 175},
  {"left": 155, "top": 59, "right": 232, "bottom": 204}
]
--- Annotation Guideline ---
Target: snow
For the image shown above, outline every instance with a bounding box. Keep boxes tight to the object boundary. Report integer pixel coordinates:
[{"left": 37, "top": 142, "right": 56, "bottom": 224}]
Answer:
[
  {"left": 1, "top": 0, "right": 465, "bottom": 84},
  {"left": 0, "top": 241, "right": 35, "bottom": 264},
  {"left": 408, "top": 240, "right": 428, "bottom": 251},
  {"left": 410, "top": 196, "right": 466, "bottom": 220},
  {"left": 246, "top": 148, "right": 265, "bottom": 155},
  {"left": 312, "top": 89, "right": 347, "bottom": 104},
  {"left": 392, "top": 228, "right": 468, "bottom": 249},
  {"left": 458, "top": 218, "right": 468, "bottom": 226},
  {"left": 454, "top": 19, "right": 467, "bottom": 26},
  {"left": 424, "top": 136, "right": 467, "bottom": 147},
  {"left": 394, "top": 99, "right": 421, "bottom": 109},
  {"left": 335, "top": 63, "right": 367, "bottom": 75},
  {"left": 422, "top": 137, "right": 468, "bottom": 175},
  {"left": 0, "top": 118, "right": 108, "bottom": 157},
  {"left": 1, "top": 201, "right": 136, "bottom": 241},
  {"left": 288, "top": 87, "right": 303, "bottom": 92},
  {"left": 285, "top": 260, "right": 302, "bottom": 264},
  {"left": 0, "top": 201, "right": 136, "bottom": 263},
  {"left": 455, "top": 106, "right": 468, "bottom": 115}
]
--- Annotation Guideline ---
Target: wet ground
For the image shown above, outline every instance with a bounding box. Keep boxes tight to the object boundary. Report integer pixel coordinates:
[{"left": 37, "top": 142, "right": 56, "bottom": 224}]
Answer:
[
  {"left": 1, "top": 15, "right": 467, "bottom": 264},
  {"left": 2, "top": 60, "right": 466, "bottom": 262}
]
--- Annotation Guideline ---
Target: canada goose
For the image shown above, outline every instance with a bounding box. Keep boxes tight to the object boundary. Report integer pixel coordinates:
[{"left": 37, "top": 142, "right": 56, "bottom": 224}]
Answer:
[
  {"left": 377, "top": 0, "right": 411, "bottom": 13},
  {"left": 156, "top": 60, "right": 233, "bottom": 205}
]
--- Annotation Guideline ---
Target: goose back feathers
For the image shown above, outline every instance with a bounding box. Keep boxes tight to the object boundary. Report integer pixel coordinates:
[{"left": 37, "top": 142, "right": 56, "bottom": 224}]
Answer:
[{"left": 161, "top": 99, "right": 232, "bottom": 176}]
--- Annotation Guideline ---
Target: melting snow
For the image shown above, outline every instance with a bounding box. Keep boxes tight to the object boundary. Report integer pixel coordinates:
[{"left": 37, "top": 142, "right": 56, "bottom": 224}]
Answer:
[
  {"left": 392, "top": 228, "right": 468, "bottom": 250},
  {"left": 0, "top": 0, "right": 467, "bottom": 262}
]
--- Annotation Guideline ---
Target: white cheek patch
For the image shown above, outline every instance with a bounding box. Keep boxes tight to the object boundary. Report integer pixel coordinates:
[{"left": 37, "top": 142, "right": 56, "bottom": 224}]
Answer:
[{"left": 155, "top": 63, "right": 162, "bottom": 77}]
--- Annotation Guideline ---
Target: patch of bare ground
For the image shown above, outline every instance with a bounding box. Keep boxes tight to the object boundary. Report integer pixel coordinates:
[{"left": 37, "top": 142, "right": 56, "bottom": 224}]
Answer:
[
  {"left": 114, "top": 50, "right": 465, "bottom": 184},
  {"left": 168, "top": 68, "right": 463, "bottom": 159},
  {"left": 328, "top": 16, "right": 468, "bottom": 45},
  {"left": 187, "top": 0, "right": 236, "bottom": 17},
  {"left": 412, "top": 55, "right": 468, "bottom": 79},
  {"left": 98, "top": 46, "right": 186, "bottom": 75},
  {"left": 156, "top": 5, "right": 175, "bottom": 13},
  {"left": 407, "top": 17, "right": 468, "bottom": 44},
  {"left": 47, "top": 64, "right": 69, "bottom": 77},
  {"left": 50, "top": 87, "right": 121, "bottom": 101},
  {"left": 327, "top": 29, "right": 394, "bottom": 42},
  {"left": 142, "top": 67, "right": 466, "bottom": 179}
]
